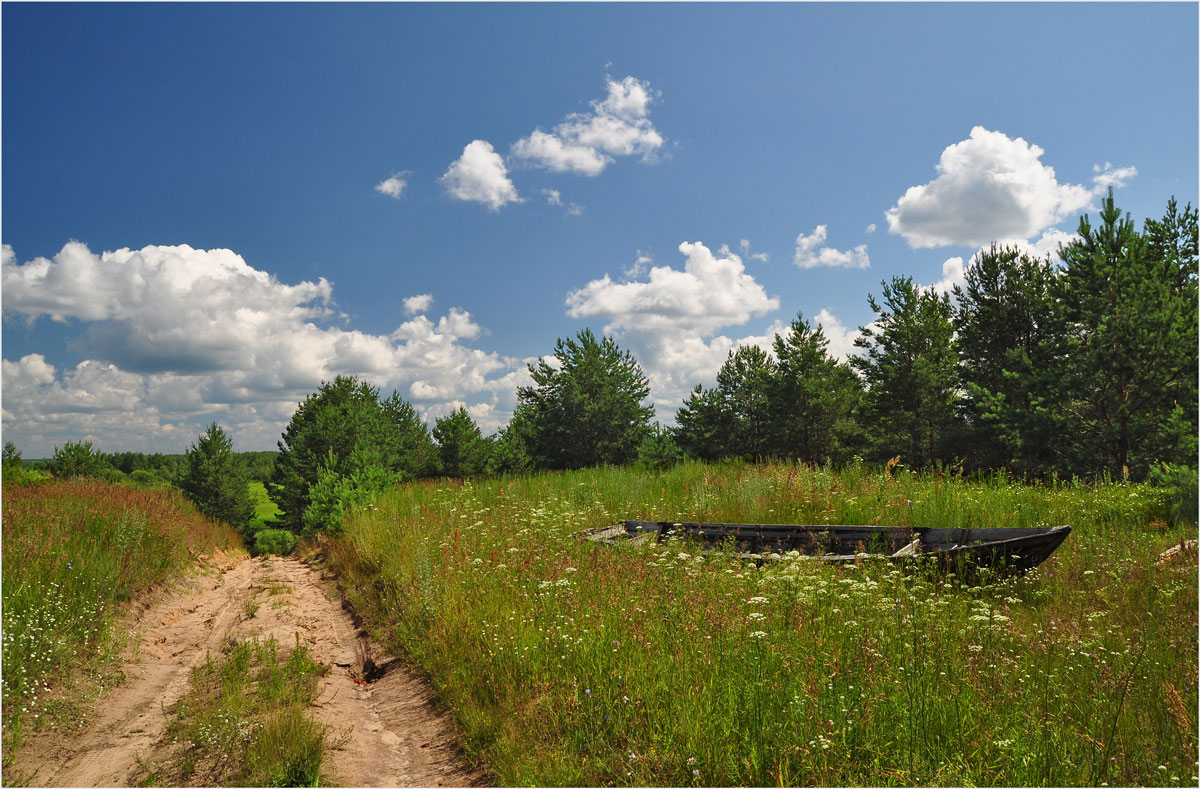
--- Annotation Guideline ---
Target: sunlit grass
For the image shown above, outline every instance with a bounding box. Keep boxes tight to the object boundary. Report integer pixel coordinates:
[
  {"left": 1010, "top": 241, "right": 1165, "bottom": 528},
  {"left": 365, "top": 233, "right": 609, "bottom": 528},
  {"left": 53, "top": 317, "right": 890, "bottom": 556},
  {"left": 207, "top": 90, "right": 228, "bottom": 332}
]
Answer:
[
  {"left": 325, "top": 460, "right": 1198, "bottom": 786},
  {"left": 1, "top": 479, "right": 245, "bottom": 765},
  {"left": 152, "top": 635, "right": 330, "bottom": 787}
]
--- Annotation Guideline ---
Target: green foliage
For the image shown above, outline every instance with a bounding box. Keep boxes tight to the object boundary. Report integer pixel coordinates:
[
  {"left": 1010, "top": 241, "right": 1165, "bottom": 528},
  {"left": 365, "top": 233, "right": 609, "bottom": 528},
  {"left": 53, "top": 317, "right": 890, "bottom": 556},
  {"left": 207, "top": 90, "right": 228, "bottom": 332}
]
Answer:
[
  {"left": 518, "top": 329, "right": 654, "bottom": 469},
  {"left": 239, "top": 451, "right": 279, "bottom": 484},
  {"left": 2, "top": 442, "right": 46, "bottom": 486},
  {"left": 433, "top": 407, "right": 492, "bottom": 478},
  {"left": 50, "top": 440, "right": 122, "bottom": 481},
  {"left": 1147, "top": 463, "right": 1199, "bottom": 527},
  {"left": 675, "top": 315, "right": 861, "bottom": 465},
  {"left": 487, "top": 407, "right": 536, "bottom": 476},
  {"left": 104, "top": 450, "right": 183, "bottom": 481},
  {"left": 852, "top": 277, "right": 960, "bottom": 467},
  {"left": 179, "top": 423, "right": 255, "bottom": 532},
  {"left": 1058, "top": 191, "right": 1198, "bottom": 479},
  {"left": 953, "top": 244, "right": 1070, "bottom": 477},
  {"left": 300, "top": 448, "right": 397, "bottom": 536},
  {"left": 270, "top": 376, "right": 435, "bottom": 533},
  {"left": 769, "top": 312, "right": 863, "bottom": 463},
  {"left": 251, "top": 528, "right": 299, "bottom": 557},
  {"left": 637, "top": 423, "right": 684, "bottom": 470}
]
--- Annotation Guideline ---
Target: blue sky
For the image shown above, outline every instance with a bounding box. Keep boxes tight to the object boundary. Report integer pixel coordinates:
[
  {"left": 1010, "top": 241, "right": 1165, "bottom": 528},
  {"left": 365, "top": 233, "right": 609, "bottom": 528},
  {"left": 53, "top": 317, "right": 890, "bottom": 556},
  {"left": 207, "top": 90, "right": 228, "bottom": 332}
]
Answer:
[{"left": 3, "top": 2, "right": 1197, "bottom": 456}]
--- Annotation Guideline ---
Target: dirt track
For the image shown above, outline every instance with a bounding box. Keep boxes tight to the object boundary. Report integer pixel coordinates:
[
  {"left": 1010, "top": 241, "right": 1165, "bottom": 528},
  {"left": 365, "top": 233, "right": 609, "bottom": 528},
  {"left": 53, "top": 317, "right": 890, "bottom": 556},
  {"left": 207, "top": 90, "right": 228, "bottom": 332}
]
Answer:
[{"left": 10, "top": 555, "right": 479, "bottom": 787}]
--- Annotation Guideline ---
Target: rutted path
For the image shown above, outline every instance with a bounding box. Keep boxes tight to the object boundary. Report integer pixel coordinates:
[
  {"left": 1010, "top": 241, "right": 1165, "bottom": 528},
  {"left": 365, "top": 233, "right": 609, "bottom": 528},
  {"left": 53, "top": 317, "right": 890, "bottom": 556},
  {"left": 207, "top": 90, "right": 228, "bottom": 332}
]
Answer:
[{"left": 11, "top": 555, "right": 480, "bottom": 788}]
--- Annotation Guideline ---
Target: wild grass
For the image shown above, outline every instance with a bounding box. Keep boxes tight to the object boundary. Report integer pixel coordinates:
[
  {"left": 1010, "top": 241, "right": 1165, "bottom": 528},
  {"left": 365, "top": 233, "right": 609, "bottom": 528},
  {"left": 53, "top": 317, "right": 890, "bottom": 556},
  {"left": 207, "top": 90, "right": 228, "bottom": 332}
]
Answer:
[
  {"left": 324, "top": 460, "right": 1198, "bottom": 787},
  {"left": 1, "top": 479, "right": 245, "bottom": 763},
  {"left": 152, "top": 635, "right": 330, "bottom": 787}
]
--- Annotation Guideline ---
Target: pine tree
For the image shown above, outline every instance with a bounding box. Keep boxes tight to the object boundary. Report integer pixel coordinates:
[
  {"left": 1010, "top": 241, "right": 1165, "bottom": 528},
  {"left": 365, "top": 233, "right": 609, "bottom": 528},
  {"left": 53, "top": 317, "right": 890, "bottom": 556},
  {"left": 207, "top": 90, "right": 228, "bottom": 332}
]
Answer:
[
  {"left": 1059, "top": 191, "right": 1199, "bottom": 478},
  {"left": 952, "top": 245, "right": 1069, "bottom": 476},
  {"left": 768, "top": 313, "right": 862, "bottom": 464},
  {"left": 519, "top": 329, "right": 653, "bottom": 469},
  {"left": 180, "top": 423, "right": 254, "bottom": 531},
  {"left": 852, "top": 277, "right": 960, "bottom": 468},
  {"left": 433, "top": 407, "right": 491, "bottom": 478}
]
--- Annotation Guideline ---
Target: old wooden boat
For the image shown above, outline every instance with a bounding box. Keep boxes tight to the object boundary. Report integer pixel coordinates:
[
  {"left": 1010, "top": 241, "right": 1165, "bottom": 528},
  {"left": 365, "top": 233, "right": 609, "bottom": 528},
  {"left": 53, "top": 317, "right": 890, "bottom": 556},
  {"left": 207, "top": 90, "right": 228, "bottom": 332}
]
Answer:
[{"left": 581, "top": 520, "right": 1071, "bottom": 575}]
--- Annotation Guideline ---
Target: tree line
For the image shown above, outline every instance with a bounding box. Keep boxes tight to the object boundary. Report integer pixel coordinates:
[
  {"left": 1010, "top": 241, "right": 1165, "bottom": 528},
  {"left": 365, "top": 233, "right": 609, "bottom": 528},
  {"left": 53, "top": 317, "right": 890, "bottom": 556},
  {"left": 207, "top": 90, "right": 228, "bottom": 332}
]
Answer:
[{"left": 5, "top": 193, "right": 1194, "bottom": 544}]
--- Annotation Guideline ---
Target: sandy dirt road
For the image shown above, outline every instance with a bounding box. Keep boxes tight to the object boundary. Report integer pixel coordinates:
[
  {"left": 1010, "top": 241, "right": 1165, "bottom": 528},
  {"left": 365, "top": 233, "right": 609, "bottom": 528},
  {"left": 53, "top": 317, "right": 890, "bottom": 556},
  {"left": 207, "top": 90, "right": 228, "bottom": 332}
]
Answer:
[{"left": 10, "top": 555, "right": 480, "bottom": 787}]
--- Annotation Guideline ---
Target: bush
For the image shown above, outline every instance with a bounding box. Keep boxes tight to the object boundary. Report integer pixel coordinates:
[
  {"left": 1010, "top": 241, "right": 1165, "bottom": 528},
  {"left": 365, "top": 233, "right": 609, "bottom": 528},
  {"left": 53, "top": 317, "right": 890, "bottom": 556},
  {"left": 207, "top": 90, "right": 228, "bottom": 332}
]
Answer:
[
  {"left": 1148, "top": 462, "right": 1199, "bottom": 526},
  {"left": 50, "top": 440, "right": 122, "bottom": 481},
  {"left": 301, "top": 449, "right": 396, "bottom": 537},
  {"left": 251, "top": 529, "right": 298, "bottom": 557},
  {"left": 638, "top": 424, "right": 684, "bottom": 470}
]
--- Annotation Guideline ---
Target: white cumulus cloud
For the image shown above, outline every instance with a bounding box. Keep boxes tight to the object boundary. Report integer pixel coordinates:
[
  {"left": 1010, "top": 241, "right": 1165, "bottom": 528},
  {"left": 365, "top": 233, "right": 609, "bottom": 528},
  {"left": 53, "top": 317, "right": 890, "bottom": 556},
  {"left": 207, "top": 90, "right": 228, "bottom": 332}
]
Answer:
[
  {"left": 566, "top": 241, "right": 778, "bottom": 337},
  {"left": 440, "top": 140, "right": 522, "bottom": 211},
  {"left": 510, "top": 75, "right": 665, "bottom": 176},
  {"left": 403, "top": 293, "right": 433, "bottom": 315},
  {"left": 793, "top": 225, "right": 870, "bottom": 269},
  {"left": 886, "top": 126, "right": 1097, "bottom": 249},
  {"left": 374, "top": 171, "right": 410, "bottom": 199},
  {"left": 563, "top": 241, "right": 783, "bottom": 417},
  {"left": 1, "top": 242, "right": 525, "bottom": 455}
]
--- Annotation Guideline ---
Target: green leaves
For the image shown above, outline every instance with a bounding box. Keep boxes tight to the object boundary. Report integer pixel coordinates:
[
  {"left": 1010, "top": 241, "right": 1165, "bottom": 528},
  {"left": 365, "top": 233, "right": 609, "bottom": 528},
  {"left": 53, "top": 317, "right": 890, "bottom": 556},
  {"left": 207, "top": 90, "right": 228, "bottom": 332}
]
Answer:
[
  {"left": 517, "top": 329, "right": 654, "bottom": 470},
  {"left": 852, "top": 279, "right": 959, "bottom": 468},
  {"left": 270, "top": 376, "right": 436, "bottom": 534},
  {"left": 180, "top": 423, "right": 255, "bottom": 531},
  {"left": 432, "top": 407, "right": 491, "bottom": 478}
]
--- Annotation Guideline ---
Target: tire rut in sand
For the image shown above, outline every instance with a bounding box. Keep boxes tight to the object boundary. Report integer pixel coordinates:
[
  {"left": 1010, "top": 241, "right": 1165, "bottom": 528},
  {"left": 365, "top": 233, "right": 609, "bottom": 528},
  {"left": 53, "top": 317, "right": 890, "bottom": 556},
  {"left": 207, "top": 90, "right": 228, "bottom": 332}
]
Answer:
[{"left": 10, "top": 555, "right": 480, "bottom": 788}]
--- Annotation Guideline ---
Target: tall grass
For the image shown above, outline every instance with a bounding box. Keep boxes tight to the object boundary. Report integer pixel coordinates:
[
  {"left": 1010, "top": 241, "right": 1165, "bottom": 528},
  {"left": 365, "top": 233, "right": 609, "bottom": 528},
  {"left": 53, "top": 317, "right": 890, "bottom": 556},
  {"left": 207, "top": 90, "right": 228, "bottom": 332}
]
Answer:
[
  {"left": 325, "top": 460, "right": 1198, "bottom": 786},
  {"left": 1, "top": 479, "right": 244, "bottom": 757}
]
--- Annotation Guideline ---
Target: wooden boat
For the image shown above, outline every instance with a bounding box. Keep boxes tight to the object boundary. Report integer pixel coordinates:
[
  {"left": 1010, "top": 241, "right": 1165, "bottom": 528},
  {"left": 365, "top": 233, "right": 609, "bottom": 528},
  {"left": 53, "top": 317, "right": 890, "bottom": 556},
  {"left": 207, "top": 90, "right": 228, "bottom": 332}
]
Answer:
[{"left": 581, "top": 520, "right": 1072, "bottom": 575}]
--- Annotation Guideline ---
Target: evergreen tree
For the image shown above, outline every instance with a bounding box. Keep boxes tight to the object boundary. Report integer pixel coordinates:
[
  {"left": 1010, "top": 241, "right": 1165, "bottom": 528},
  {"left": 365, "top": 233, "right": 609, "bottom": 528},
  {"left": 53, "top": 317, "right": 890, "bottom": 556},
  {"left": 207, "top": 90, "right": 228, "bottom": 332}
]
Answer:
[
  {"left": 672, "top": 346, "right": 774, "bottom": 461},
  {"left": 714, "top": 345, "right": 775, "bottom": 460},
  {"left": 487, "top": 405, "right": 536, "bottom": 475},
  {"left": 50, "top": 440, "right": 120, "bottom": 480},
  {"left": 673, "top": 384, "right": 735, "bottom": 461},
  {"left": 518, "top": 329, "right": 653, "bottom": 469},
  {"left": 852, "top": 277, "right": 960, "bottom": 468},
  {"left": 433, "top": 407, "right": 491, "bottom": 477},
  {"left": 952, "top": 245, "right": 1069, "bottom": 476},
  {"left": 271, "top": 376, "right": 435, "bottom": 531},
  {"left": 768, "top": 313, "right": 862, "bottom": 464},
  {"left": 180, "top": 423, "right": 254, "bottom": 531},
  {"left": 1058, "top": 191, "right": 1199, "bottom": 478}
]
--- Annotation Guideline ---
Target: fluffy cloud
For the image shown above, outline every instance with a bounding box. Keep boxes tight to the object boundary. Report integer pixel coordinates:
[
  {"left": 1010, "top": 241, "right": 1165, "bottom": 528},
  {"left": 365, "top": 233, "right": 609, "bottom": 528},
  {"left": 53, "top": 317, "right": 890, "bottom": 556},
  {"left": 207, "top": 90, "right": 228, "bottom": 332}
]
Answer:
[
  {"left": 510, "top": 75, "right": 665, "bottom": 175},
  {"left": 739, "top": 239, "right": 769, "bottom": 263},
  {"left": 374, "top": 171, "right": 409, "bottom": 199},
  {"left": 793, "top": 225, "right": 870, "bottom": 269},
  {"left": 403, "top": 293, "right": 433, "bottom": 315},
  {"left": 886, "top": 127, "right": 1098, "bottom": 249},
  {"left": 563, "top": 241, "right": 784, "bottom": 416},
  {"left": 541, "top": 188, "right": 584, "bottom": 215},
  {"left": 565, "top": 241, "right": 779, "bottom": 337},
  {"left": 926, "top": 257, "right": 967, "bottom": 298},
  {"left": 440, "top": 140, "right": 522, "bottom": 210},
  {"left": 2, "top": 243, "right": 524, "bottom": 455},
  {"left": 812, "top": 308, "right": 862, "bottom": 362},
  {"left": 1092, "top": 161, "right": 1137, "bottom": 190}
]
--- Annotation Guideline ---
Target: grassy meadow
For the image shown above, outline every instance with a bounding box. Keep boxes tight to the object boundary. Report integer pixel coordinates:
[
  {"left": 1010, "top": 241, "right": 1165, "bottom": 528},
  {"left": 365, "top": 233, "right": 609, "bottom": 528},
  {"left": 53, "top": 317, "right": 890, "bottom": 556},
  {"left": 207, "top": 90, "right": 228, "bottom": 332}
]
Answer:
[
  {"left": 1, "top": 479, "right": 245, "bottom": 762},
  {"left": 324, "top": 460, "right": 1198, "bottom": 787}
]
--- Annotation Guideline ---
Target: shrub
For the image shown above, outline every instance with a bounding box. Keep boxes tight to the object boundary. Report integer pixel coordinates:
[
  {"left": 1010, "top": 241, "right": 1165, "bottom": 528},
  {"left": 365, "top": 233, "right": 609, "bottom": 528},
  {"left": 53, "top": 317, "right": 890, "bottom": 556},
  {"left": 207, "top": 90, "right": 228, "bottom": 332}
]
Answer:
[
  {"left": 252, "top": 529, "right": 299, "bottom": 557},
  {"left": 1148, "top": 462, "right": 1199, "bottom": 526}
]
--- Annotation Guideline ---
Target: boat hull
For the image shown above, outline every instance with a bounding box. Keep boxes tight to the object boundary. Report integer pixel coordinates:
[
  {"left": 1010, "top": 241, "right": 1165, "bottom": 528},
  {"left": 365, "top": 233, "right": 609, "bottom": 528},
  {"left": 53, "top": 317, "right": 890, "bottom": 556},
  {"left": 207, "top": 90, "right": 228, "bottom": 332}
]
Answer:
[{"left": 582, "top": 521, "right": 1072, "bottom": 575}]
